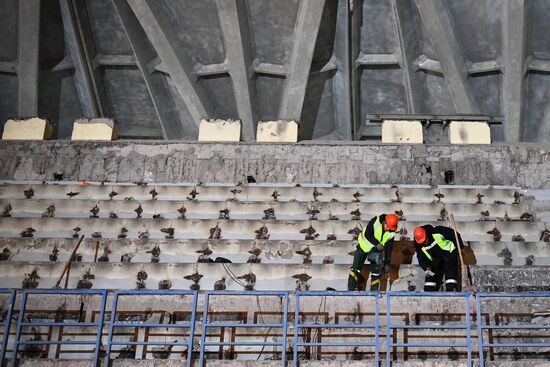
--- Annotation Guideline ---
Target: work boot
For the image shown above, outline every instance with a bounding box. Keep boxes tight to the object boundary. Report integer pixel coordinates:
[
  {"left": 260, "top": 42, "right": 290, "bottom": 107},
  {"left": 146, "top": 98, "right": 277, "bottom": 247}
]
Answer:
[{"left": 347, "top": 269, "right": 363, "bottom": 291}]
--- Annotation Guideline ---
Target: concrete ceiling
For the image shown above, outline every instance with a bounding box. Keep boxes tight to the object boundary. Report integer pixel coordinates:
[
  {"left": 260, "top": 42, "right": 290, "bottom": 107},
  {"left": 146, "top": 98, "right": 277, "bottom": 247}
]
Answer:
[{"left": 0, "top": 0, "right": 547, "bottom": 142}]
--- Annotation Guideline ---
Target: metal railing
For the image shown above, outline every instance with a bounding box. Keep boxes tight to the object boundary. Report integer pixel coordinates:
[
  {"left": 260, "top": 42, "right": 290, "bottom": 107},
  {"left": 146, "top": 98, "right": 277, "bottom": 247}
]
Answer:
[
  {"left": 105, "top": 290, "right": 198, "bottom": 367},
  {"left": 0, "top": 289, "right": 16, "bottom": 364},
  {"left": 294, "top": 291, "right": 380, "bottom": 365},
  {"left": 10, "top": 289, "right": 107, "bottom": 367},
  {"left": 2, "top": 289, "right": 550, "bottom": 367},
  {"left": 199, "top": 291, "right": 289, "bottom": 367},
  {"left": 386, "top": 292, "right": 472, "bottom": 366},
  {"left": 476, "top": 292, "right": 550, "bottom": 367}
]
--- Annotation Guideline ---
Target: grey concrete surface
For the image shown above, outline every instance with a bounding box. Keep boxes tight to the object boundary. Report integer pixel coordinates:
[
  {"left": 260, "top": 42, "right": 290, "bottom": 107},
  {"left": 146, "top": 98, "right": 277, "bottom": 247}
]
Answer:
[{"left": 1, "top": 141, "right": 550, "bottom": 188}]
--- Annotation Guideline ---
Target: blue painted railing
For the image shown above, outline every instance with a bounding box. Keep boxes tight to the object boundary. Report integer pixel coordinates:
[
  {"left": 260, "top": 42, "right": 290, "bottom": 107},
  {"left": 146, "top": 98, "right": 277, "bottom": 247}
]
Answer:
[
  {"left": 476, "top": 292, "right": 550, "bottom": 367},
  {"left": 294, "top": 291, "right": 380, "bottom": 365},
  {"left": 105, "top": 290, "right": 198, "bottom": 367},
  {"left": 199, "top": 291, "right": 289, "bottom": 367},
  {"left": 386, "top": 292, "right": 472, "bottom": 367},
  {"left": 10, "top": 289, "right": 107, "bottom": 367},
  {"left": 0, "top": 289, "right": 16, "bottom": 364},
  {"left": 2, "top": 289, "right": 550, "bottom": 367}
]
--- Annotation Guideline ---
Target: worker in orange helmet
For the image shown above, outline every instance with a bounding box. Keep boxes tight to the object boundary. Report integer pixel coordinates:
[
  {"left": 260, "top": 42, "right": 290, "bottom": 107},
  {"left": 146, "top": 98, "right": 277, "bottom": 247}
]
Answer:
[
  {"left": 413, "top": 225, "right": 464, "bottom": 292},
  {"left": 348, "top": 214, "right": 399, "bottom": 291}
]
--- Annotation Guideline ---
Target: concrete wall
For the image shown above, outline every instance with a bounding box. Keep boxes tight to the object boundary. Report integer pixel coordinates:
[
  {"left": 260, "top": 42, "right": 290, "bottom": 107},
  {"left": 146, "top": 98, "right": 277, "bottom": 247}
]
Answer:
[{"left": 1, "top": 141, "right": 550, "bottom": 188}]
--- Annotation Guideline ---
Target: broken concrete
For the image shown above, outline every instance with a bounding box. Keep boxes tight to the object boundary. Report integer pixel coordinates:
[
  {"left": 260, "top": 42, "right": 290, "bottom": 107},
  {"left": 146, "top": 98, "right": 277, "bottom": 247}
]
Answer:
[
  {"left": 71, "top": 118, "right": 118, "bottom": 141},
  {"left": 2, "top": 118, "right": 53, "bottom": 140},
  {"left": 198, "top": 119, "right": 241, "bottom": 142},
  {"left": 256, "top": 121, "right": 298, "bottom": 142},
  {"left": 0, "top": 141, "right": 550, "bottom": 188}
]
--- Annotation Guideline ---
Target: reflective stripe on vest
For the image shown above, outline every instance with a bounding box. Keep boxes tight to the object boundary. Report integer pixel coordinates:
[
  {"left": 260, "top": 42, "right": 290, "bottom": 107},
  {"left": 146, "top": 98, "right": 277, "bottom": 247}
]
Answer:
[
  {"left": 421, "top": 233, "right": 456, "bottom": 261},
  {"left": 357, "top": 216, "right": 396, "bottom": 253}
]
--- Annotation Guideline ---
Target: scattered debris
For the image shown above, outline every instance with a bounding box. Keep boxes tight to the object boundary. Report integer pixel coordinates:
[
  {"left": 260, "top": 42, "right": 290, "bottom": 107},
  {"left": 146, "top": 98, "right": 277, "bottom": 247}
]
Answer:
[
  {"left": 120, "top": 253, "right": 133, "bottom": 263},
  {"left": 109, "top": 212, "right": 118, "bottom": 218},
  {"left": 476, "top": 192, "right": 484, "bottom": 204},
  {"left": 513, "top": 191, "right": 523, "bottom": 204},
  {"left": 237, "top": 272, "right": 256, "bottom": 291},
  {"left": 214, "top": 277, "right": 226, "bottom": 290},
  {"left": 2, "top": 203, "right": 12, "bottom": 217},
  {"left": 353, "top": 191, "right": 363, "bottom": 202},
  {"left": 41, "top": 205, "right": 55, "bottom": 218},
  {"left": 184, "top": 272, "right": 203, "bottom": 291},
  {"left": 209, "top": 224, "right": 222, "bottom": 239},
  {"left": 73, "top": 226, "right": 81, "bottom": 238},
  {"left": 438, "top": 207, "right": 448, "bottom": 221},
  {"left": 541, "top": 229, "right": 550, "bottom": 242},
  {"left": 271, "top": 190, "right": 280, "bottom": 201},
  {"left": 146, "top": 245, "right": 161, "bottom": 262},
  {"left": 520, "top": 212, "right": 533, "bottom": 221},
  {"left": 263, "top": 208, "right": 275, "bottom": 220},
  {"left": 158, "top": 279, "right": 172, "bottom": 290},
  {"left": 21, "top": 227, "right": 36, "bottom": 238},
  {"left": 187, "top": 188, "right": 199, "bottom": 200},
  {"left": 66, "top": 191, "right": 79, "bottom": 198},
  {"left": 300, "top": 225, "right": 318, "bottom": 240},
  {"left": 138, "top": 231, "right": 150, "bottom": 240},
  {"left": 135, "top": 204, "right": 143, "bottom": 218},
  {"left": 322, "top": 256, "right": 334, "bottom": 264},
  {"left": 161, "top": 227, "right": 175, "bottom": 239},
  {"left": 313, "top": 188, "right": 322, "bottom": 201},
  {"left": 150, "top": 188, "right": 158, "bottom": 200},
  {"left": 247, "top": 244, "right": 262, "bottom": 263},
  {"left": 118, "top": 227, "right": 128, "bottom": 239},
  {"left": 433, "top": 192, "right": 444, "bottom": 202},
  {"left": 350, "top": 209, "right": 361, "bottom": 221},
  {"left": 327, "top": 234, "right": 337, "bottom": 241},
  {"left": 109, "top": 190, "right": 118, "bottom": 199},
  {"left": 392, "top": 188, "right": 401, "bottom": 203},
  {"left": 307, "top": 207, "right": 320, "bottom": 220},
  {"left": 197, "top": 247, "right": 212, "bottom": 263},
  {"left": 512, "top": 234, "right": 525, "bottom": 242},
  {"left": 77, "top": 269, "right": 95, "bottom": 289},
  {"left": 177, "top": 205, "right": 187, "bottom": 219},
  {"left": 525, "top": 255, "right": 535, "bottom": 266},
  {"left": 497, "top": 248, "right": 513, "bottom": 265},
  {"left": 348, "top": 226, "right": 361, "bottom": 240},
  {"left": 218, "top": 208, "right": 230, "bottom": 220},
  {"left": 487, "top": 227, "right": 501, "bottom": 241},
  {"left": 22, "top": 270, "right": 40, "bottom": 289},
  {"left": 0, "top": 248, "right": 11, "bottom": 261},
  {"left": 296, "top": 247, "right": 312, "bottom": 264},
  {"left": 255, "top": 225, "right": 270, "bottom": 240},
  {"left": 49, "top": 246, "right": 59, "bottom": 262},
  {"left": 91, "top": 232, "right": 102, "bottom": 239},
  {"left": 98, "top": 246, "right": 111, "bottom": 262},
  {"left": 292, "top": 273, "right": 311, "bottom": 291},
  {"left": 24, "top": 188, "right": 34, "bottom": 199}
]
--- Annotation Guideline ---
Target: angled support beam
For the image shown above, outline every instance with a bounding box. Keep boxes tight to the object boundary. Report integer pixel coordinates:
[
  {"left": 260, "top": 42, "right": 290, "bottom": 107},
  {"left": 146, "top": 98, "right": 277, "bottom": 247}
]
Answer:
[
  {"left": 503, "top": 0, "right": 527, "bottom": 142},
  {"left": 91, "top": 54, "right": 137, "bottom": 69},
  {"left": 59, "top": 0, "right": 103, "bottom": 117},
  {"left": 18, "top": 0, "right": 41, "bottom": 116},
  {"left": 415, "top": 0, "right": 478, "bottom": 113},
  {"left": 112, "top": 0, "right": 187, "bottom": 139},
  {"left": 128, "top": 0, "right": 209, "bottom": 128},
  {"left": 278, "top": 0, "right": 326, "bottom": 121},
  {"left": 252, "top": 60, "right": 287, "bottom": 76},
  {"left": 355, "top": 52, "right": 399, "bottom": 67},
  {"left": 216, "top": 0, "right": 258, "bottom": 141},
  {"left": 391, "top": 0, "right": 415, "bottom": 113}
]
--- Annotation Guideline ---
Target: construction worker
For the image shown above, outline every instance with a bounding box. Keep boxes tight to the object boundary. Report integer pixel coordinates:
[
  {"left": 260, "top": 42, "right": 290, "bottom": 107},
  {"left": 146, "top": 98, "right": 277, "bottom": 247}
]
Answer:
[
  {"left": 348, "top": 214, "right": 399, "bottom": 291},
  {"left": 413, "top": 225, "right": 464, "bottom": 292}
]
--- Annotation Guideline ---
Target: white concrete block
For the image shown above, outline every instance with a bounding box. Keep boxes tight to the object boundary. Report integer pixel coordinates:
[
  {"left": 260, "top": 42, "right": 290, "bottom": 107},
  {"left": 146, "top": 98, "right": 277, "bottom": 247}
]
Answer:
[
  {"left": 449, "top": 121, "right": 491, "bottom": 144},
  {"left": 2, "top": 118, "right": 52, "bottom": 140},
  {"left": 71, "top": 118, "right": 118, "bottom": 141},
  {"left": 198, "top": 119, "right": 241, "bottom": 142},
  {"left": 381, "top": 119, "right": 423, "bottom": 144},
  {"left": 256, "top": 120, "right": 298, "bottom": 142}
]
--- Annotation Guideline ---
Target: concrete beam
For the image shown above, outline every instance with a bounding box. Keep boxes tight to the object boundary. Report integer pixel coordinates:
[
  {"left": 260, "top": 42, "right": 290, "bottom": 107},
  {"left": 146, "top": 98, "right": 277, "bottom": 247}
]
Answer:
[
  {"left": 413, "top": 54, "right": 442, "bottom": 74},
  {"left": 350, "top": 0, "right": 364, "bottom": 140},
  {"left": 216, "top": 0, "right": 258, "bottom": 141},
  {"left": 278, "top": 0, "right": 326, "bottom": 121},
  {"left": 91, "top": 53, "right": 137, "bottom": 69},
  {"left": 415, "top": 0, "right": 478, "bottom": 113},
  {"left": 391, "top": 0, "right": 415, "bottom": 113},
  {"left": 128, "top": 0, "right": 209, "bottom": 129},
  {"left": 59, "top": 0, "right": 103, "bottom": 117},
  {"left": 468, "top": 60, "right": 501, "bottom": 75},
  {"left": 503, "top": 0, "right": 527, "bottom": 142},
  {"left": 252, "top": 60, "right": 287, "bottom": 76},
  {"left": 17, "top": 0, "right": 41, "bottom": 116},
  {"left": 112, "top": 0, "right": 186, "bottom": 139},
  {"left": 193, "top": 62, "right": 229, "bottom": 78},
  {"left": 355, "top": 52, "right": 399, "bottom": 67},
  {"left": 0, "top": 61, "right": 17, "bottom": 74}
]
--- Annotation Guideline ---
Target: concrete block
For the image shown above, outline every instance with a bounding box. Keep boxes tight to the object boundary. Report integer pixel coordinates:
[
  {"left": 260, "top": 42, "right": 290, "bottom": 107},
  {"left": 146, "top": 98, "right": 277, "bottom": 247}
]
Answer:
[
  {"left": 198, "top": 119, "right": 241, "bottom": 142},
  {"left": 449, "top": 121, "right": 491, "bottom": 144},
  {"left": 2, "top": 118, "right": 52, "bottom": 140},
  {"left": 256, "top": 120, "right": 298, "bottom": 142},
  {"left": 71, "top": 118, "right": 118, "bottom": 141},
  {"left": 381, "top": 119, "right": 423, "bottom": 144}
]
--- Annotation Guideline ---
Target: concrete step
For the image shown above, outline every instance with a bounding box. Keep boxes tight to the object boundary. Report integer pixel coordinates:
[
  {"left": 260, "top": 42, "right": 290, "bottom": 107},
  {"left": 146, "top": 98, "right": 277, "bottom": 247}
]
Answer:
[
  {"left": 0, "top": 218, "right": 545, "bottom": 242},
  {"left": 0, "top": 182, "right": 522, "bottom": 204},
  {"left": 1, "top": 239, "right": 549, "bottom": 266},
  {"left": 1, "top": 199, "right": 532, "bottom": 222}
]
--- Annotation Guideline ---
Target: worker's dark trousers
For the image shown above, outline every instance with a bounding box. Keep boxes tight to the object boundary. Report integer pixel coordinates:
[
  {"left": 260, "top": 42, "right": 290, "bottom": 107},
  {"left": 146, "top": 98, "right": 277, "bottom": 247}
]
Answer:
[
  {"left": 424, "top": 251, "right": 459, "bottom": 292},
  {"left": 348, "top": 245, "right": 384, "bottom": 291}
]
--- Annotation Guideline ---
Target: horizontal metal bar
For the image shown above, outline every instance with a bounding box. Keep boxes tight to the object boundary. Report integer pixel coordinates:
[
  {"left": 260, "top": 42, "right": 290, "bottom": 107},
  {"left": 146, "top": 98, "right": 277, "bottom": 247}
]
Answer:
[
  {"left": 204, "top": 341, "right": 282, "bottom": 346},
  {"left": 205, "top": 323, "right": 284, "bottom": 328},
  {"left": 18, "top": 340, "right": 96, "bottom": 345},
  {"left": 390, "top": 343, "right": 469, "bottom": 348},
  {"left": 110, "top": 341, "right": 185, "bottom": 346},
  {"left": 22, "top": 289, "right": 106, "bottom": 295},
  {"left": 366, "top": 114, "right": 504, "bottom": 124},
  {"left": 481, "top": 343, "right": 550, "bottom": 348},
  {"left": 111, "top": 322, "right": 191, "bottom": 328},
  {"left": 115, "top": 290, "right": 196, "bottom": 296},
  {"left": 205, "top": 291, "right": 288, "bottom": 296},
  {"left": 481, "top": 325, "right": 550, "bottom": 330},
  {"left": 297, "top": 291, "right": 378, "bottom": 297},
  {"left": 390, "top": 325, "right": 468, "bottom": 330},
  {"left": 19, "top": 322, "right": 98, "bottom": 327},
  {"left": 298, "top": 342, "right": 376, "bottom": 347},
  {"left": 387, "top": 292, "right": 469, "bottom": 297},
  {"left": 297, "top": 323, "right": 376, "bottom": 329},
  {"left": 477, "top": 293, "right": 550, "bottom": 297}
]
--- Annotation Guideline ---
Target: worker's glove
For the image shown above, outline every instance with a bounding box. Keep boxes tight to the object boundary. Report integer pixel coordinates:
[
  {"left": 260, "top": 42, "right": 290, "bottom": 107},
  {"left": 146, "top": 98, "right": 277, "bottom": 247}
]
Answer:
[
  {"left": 425, "top": 268, "right": 435, "bottom": 277},
  {"left": 375, "top": 244, "right": 384, "bottom": 252}
]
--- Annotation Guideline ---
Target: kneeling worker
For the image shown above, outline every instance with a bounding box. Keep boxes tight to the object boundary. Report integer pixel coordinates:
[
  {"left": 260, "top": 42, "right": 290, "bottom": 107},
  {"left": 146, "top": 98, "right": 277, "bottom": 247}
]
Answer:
[
  {"left": 413, "top": 225, "right": 464, "bottom": 291},
  {"left": 348, "top": 214, "right": 399, "bottom": 291}
]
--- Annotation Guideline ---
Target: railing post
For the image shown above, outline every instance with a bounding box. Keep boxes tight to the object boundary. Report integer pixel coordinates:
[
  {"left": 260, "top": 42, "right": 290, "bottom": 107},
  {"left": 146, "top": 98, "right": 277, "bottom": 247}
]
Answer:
[
  {"left": 10, "top": 290, "right": 28, "bottom": 367},
  {"left": 0, "top": 290, "right": 16, "bottom": 365},
  {"left": 94, "top": 290, "right": 108, "bottom": 367},
  {"left": 198, "top": 292, "right": 210, "bottom": 367},
  {"left": 385, "top": 292, "right": 391, "bottom": 367},
  {"left": 104, "top": 290, "right": 119, "bottom": 366},
  {"left": 187, "top": 291, "right": 199, "bottom": 367},
  {"left": 293, "top": 292, "right": 300, "bottom": 366}
]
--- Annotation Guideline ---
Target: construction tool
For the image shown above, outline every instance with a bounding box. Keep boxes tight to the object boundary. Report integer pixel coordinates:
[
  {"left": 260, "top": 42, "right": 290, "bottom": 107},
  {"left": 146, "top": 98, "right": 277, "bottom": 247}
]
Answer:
[
  {"left": 54, "top": 235, "right": 85, "bottom": 289},
  {"left": 449, "top": 214, "right": 474, "bottom": 291}
]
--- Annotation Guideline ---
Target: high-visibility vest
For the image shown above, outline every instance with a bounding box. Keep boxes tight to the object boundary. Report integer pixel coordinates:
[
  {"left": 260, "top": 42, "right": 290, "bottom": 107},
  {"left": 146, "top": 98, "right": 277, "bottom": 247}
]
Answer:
[
  {"left": 421, "top": 233, "right": 456, "bottom": 261},
  {"left": 357, "top": 216, "right": 395, "bottom": 253}
]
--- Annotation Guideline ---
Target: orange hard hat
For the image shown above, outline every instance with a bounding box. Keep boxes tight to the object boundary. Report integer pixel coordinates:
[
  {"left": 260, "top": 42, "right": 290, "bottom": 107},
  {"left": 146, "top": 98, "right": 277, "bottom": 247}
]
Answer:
[
  {"left": 385, "top": 213, "right": 398, "bottom": 231},
  {"left": 414, "top": 227, "right": 426, "bottom": 244}
]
